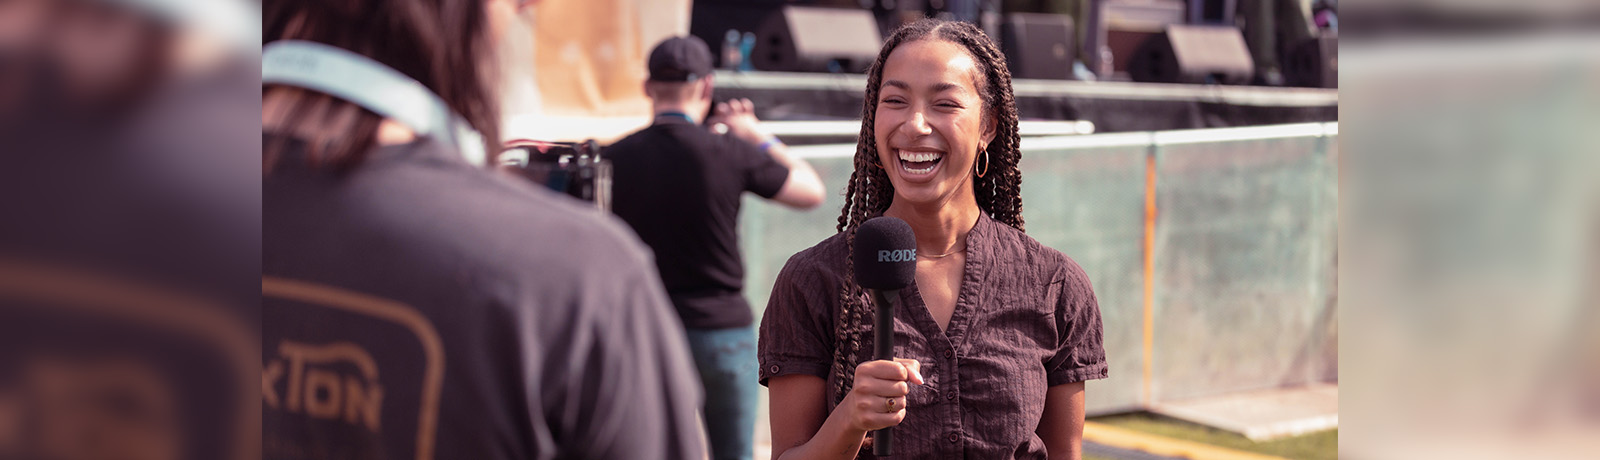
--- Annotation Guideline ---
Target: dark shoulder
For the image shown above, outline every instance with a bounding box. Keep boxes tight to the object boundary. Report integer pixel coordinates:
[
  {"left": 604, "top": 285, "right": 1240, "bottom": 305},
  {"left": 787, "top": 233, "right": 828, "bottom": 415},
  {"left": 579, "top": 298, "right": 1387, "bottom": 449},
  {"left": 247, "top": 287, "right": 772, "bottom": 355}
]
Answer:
[
  {"left": 776, "top": 231, "right": 850, "bottom": 290},
  {"left": 468, "top": 172, "right": 655, "bottom": 281},
  {"left": 982, "top": 217, "right": 1087, "bottom": 285},
  {"left": 604, "top": 125, "right": 663, "bottom": 155},
  {"left": 607, "top": 123, "right": 732, "bottom": 158},
  {"left": 662, "top": 123, "right": 757, "bottom": 157},
  {"left": 356, "top": 144, "right": 656, "bottom": 287}
]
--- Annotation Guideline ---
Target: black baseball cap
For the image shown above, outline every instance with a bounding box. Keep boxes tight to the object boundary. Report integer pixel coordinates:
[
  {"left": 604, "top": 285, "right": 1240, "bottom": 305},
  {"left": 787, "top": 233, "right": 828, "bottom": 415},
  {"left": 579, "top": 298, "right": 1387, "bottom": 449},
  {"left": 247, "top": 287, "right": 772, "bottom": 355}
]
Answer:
[{"left": 647, "top": 36, "right": 714, "bottom": 82}]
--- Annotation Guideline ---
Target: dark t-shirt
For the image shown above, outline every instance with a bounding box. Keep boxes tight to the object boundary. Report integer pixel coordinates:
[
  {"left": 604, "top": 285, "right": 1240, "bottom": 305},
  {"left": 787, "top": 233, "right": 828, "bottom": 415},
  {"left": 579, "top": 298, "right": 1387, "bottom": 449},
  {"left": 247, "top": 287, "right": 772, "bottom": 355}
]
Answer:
[
  {"left": 606, "top": 115, "right": 790, "bottom": 329},
  {"left": 758, "top": 213, "right": 1109, "bottom": 459},
  {"left": 0, "top": 62, "right": 259, "bottom": 460},
  {"left": 263, "top": 136, "right": 706, "bottom": 460}
]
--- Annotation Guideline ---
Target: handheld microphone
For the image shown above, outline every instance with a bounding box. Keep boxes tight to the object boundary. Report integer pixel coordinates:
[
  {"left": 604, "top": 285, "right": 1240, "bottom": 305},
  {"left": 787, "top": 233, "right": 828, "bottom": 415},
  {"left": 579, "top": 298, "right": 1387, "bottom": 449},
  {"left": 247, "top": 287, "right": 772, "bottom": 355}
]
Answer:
[{"left": 851, "top": 216, "right": 917, "bottom": 456}]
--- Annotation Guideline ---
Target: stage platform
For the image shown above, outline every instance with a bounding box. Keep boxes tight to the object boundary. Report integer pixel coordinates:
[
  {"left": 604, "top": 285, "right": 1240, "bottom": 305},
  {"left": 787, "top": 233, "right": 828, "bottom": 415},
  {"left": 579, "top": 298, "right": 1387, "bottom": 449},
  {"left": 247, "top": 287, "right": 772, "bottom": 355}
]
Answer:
[
  {"left": 502, "top": 71, "right": 1334, "bottom": 145},
  {"left": 712, "top": 70, "right": 1338, "bottom": 134},
  {"left": 1151, "top": 384, "right": 1339, "bottom": 441}
]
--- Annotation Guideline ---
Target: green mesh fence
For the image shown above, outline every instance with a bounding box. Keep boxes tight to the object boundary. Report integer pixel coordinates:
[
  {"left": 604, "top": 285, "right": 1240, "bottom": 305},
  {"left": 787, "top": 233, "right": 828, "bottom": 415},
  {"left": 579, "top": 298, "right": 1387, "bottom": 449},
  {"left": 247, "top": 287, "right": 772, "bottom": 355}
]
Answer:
[
  {"left": 1018, "top": 138, "right": 1151, "bottom": 414},
  {"left": 740, "top": 123, "right": 1337, "bottom": 416},
  {"left": 1151, "top": 129, "right": 1339, "bottom": 405}
]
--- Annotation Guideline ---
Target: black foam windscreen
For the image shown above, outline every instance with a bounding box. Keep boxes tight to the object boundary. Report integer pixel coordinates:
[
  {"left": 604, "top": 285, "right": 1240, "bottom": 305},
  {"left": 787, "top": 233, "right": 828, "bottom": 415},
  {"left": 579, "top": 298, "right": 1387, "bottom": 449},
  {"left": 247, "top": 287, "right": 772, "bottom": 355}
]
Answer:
[{"left": 852, "top": 216, "right": 917, "bottom": 290}]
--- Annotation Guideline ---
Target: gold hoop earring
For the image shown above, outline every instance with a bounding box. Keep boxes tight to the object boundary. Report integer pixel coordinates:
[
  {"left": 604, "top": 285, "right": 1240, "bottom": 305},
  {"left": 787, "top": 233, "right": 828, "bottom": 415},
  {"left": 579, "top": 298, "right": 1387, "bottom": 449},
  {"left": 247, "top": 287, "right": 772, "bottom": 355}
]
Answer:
[{"left": 975, "top": 149, "right": 990, "bottom": 178}]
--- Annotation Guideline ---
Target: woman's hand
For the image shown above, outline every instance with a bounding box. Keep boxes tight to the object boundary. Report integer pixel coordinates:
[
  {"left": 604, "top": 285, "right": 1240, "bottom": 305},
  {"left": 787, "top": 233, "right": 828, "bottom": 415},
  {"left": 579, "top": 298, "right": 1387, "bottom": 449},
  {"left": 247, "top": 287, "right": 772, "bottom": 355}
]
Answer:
[
  {"left": 842, "top": 358, "right": 924, "bottom": 432},
  {"left": 768, "top": 359, "right": 924, "bottom": 460}
]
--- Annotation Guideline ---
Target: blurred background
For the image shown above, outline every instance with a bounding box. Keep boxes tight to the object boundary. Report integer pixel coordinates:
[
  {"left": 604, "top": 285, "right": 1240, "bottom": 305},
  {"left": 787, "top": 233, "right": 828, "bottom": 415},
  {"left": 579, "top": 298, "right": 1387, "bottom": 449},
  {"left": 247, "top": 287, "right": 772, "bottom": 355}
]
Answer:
[
  {"left": 1338, "top": 1, "right": 1600, "bottom": 459},
  {"left": 509, "top": 0, "right": 1340, "bottom": 458},
  {"left": 507, "top": 1, "right": 1600, "bottom": 459},
  {"left": 502, "top": 0, "right": 1339, "bottom": 143}
]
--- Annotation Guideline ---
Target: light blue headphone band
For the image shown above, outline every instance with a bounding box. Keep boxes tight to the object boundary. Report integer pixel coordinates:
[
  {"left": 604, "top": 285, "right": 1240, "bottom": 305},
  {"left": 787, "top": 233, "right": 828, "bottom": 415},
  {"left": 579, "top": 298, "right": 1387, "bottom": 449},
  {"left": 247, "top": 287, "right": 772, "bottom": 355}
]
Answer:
[{"left": 262, "top": 40, "right": 487, "bottom": 166}]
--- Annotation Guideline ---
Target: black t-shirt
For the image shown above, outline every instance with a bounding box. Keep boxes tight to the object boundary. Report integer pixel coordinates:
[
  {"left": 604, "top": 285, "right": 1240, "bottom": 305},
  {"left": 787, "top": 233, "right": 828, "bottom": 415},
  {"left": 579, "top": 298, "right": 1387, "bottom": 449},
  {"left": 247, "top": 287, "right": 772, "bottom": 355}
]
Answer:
[
  {"left": 605, "top": 115, "right": 790, "bottom": 329},
  {"left": 263, "top": 136, "right": 706, "bottom": 460}
]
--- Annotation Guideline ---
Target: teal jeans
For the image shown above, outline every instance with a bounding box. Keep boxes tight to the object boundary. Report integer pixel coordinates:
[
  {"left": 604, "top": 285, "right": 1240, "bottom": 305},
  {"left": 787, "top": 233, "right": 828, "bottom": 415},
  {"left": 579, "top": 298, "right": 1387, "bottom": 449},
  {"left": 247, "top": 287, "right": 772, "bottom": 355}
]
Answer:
[{"left": 684, "top": 326, "right": 757, "bottom": 460}]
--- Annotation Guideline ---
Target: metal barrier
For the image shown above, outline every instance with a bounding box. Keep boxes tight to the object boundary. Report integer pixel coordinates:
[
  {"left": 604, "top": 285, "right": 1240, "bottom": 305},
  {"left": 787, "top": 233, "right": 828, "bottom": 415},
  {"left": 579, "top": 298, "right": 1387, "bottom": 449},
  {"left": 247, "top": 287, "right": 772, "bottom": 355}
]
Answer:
[{"left": 742, "top": 122, "right": 1338, "bottom": 415}]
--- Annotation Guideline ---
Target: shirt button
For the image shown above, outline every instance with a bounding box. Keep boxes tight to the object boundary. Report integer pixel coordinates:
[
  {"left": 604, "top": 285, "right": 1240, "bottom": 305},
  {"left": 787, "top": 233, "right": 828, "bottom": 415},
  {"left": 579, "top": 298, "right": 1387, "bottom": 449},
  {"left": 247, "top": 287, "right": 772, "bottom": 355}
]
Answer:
[
  {"left": 948, "top": 433, "right": 959, "bottom": 443},
  {"left": 945, "top": 392, "right": 955, "bottom": 401},
  {"left": 769, "top": 364, "right": 780, "bottom": 374},
  {"left": 944, "top": 349, "right": 954, "bottom": 359}
]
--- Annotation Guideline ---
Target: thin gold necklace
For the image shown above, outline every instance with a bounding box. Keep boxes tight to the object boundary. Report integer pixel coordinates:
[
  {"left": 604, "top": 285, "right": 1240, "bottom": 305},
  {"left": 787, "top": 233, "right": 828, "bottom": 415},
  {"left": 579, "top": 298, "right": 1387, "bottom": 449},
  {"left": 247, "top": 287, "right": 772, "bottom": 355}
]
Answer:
[{"left": 919, "top": 242, "right": 966, "bottom": 259}]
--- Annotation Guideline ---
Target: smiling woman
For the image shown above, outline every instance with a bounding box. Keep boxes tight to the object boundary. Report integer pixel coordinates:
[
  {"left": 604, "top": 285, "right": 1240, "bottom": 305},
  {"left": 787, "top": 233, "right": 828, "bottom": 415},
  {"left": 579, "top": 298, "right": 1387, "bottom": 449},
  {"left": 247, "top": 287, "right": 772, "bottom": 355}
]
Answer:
[
  {"left": 846, "top": 19, "right": 1024, "bottom": 238},
  {"left": 873, "top": 39, "right": 1003, "bottom": 213},
  {"left": 758, "top": 18, "right": 1108, "bottom": 460}
]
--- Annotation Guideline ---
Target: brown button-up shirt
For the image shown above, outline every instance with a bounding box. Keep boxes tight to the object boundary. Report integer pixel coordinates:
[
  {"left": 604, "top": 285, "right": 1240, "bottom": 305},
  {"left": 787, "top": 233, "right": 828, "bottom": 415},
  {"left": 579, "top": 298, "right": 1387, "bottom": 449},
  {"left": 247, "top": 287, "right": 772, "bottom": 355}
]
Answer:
[{"left": 759, "top": 213, "right": 1108, "bottom": 459}]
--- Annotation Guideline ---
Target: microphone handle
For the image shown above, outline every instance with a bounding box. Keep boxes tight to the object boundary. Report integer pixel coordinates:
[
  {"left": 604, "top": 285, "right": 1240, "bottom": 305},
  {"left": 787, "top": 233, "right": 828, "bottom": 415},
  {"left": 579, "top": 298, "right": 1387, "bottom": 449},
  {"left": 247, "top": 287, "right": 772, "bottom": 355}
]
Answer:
[{"left": 872, "top": 288, "right": 897, "bottom": 456}]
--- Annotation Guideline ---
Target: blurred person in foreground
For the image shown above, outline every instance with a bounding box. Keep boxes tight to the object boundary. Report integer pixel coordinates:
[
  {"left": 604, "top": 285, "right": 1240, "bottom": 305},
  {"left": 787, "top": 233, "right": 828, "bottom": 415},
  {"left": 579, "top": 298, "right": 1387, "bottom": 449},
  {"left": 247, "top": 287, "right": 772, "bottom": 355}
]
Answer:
[
  {"left": 0, "top": 0, "right": 170, "bottom": 142},
  {"left": 0, "top": 0, "right": 261, "bottom": 459},
  {"left": 605, "top": 35, "right": 825, "bottom": 460},
  {"left": 262, "top": 0, "right": 705, "bottom": 458},
  {"left": 758, "top": 19, "right": 1106, "bottom": 459}
]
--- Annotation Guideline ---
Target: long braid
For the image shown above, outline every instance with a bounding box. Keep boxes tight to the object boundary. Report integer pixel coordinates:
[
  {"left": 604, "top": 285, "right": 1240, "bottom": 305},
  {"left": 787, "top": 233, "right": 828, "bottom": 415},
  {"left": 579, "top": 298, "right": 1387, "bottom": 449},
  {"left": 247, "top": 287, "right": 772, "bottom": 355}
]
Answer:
[
  {"left": 829, "top": 18, "right": 1024, "bottom": 405},
  {"left": 953, "top": 22, "right": 1025, "bottom": 232}
]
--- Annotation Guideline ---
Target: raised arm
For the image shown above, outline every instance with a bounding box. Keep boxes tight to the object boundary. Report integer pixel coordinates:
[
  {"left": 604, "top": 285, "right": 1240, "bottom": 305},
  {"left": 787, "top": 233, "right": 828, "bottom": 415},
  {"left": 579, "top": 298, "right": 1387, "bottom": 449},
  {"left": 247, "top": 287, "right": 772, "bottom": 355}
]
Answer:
[{"left": 711, "top": 98, "right": 824, "bottom": 209}]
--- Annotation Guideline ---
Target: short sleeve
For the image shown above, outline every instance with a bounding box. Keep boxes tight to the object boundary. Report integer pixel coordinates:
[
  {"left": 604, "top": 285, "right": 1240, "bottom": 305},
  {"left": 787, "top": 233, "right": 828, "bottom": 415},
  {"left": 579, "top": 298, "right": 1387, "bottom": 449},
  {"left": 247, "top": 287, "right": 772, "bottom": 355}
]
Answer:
[
  {"left": 730, "top": 137, "right": 790, "bottom": 199},
  {"left": 1045, "top": 259, "right": 1109, "bottom": 386},
  {"left": 757, "top": 252, "right": 834, "bottom": 386}
]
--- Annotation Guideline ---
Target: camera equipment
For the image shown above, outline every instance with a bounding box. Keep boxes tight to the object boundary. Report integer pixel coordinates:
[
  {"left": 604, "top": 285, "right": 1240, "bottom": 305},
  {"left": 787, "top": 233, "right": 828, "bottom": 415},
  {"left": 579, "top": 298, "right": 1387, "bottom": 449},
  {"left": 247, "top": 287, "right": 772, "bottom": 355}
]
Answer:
[{"left": 500, "top": 139, "right": 613, "bottom": 211}]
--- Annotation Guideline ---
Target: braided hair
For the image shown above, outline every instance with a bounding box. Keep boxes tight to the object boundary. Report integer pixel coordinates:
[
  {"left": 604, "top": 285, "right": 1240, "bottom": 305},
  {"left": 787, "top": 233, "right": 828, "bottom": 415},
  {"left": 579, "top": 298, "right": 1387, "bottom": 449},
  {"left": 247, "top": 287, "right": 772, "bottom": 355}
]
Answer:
[{"left": 828, "top": 18, "right": 1024, "bottom": 405}]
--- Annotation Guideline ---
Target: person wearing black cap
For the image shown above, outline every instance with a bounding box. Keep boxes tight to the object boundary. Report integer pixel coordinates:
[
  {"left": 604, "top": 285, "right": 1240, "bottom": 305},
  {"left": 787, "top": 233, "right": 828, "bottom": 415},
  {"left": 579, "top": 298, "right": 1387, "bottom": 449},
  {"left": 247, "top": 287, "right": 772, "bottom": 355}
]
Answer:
[{"left": 606, "top": 35, "right": 826, "bottom": 460}]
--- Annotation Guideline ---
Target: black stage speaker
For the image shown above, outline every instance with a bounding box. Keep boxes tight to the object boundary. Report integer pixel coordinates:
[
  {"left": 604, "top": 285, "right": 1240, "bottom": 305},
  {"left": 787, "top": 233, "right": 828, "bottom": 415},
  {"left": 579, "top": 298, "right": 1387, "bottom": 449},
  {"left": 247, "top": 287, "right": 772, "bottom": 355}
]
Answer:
[
  {"left": 753, "top": 6, "right": 883, "bottom": 73},
  {"left": 1000, "top": 13, "right": 1076, "bottom": 80},
  {"left": 1285, "top": 34, "right": 1337, "bottom": 88},
  {"left": 688, "top": 0, "right": 787, "bottom": 69},
  {"left": 1190, "top": 0, "right": 1237, "bottom": 24},
  {"left": 1127, "top": 24, "right": 1255, "bottom": 85}
]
